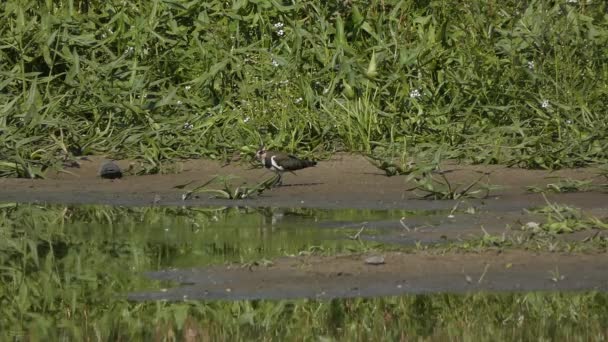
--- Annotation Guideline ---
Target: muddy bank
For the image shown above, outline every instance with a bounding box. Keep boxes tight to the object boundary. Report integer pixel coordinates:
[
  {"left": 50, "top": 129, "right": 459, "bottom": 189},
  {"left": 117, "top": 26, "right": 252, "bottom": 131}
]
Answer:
[
  {"left": 129, "top": 251, "right": 608, "bottom": 301},
  {"left": 1, "top": 154, "right": 607, "bottom": 211}
]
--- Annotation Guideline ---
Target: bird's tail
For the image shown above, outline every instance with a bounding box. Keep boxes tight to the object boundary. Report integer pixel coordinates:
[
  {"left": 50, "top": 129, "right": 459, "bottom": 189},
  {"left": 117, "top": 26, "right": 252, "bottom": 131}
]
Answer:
[{"left": 303, "top": 160, "right": 317, "bottom": 167}]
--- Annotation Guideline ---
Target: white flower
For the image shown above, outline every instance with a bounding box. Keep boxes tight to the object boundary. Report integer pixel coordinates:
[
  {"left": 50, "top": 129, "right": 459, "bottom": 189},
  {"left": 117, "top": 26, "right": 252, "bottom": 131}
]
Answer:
[
  {"left": 541, "top": 99, "right": 550, "bottom": 108},
  {"left": 101, "top": 33, "right": 107, "bottom": 39},
  {"left": 566, "top": 119, "right": 572, "bottom": 125},
  {"left": 124, "top": 46, "right": 134, "bottom": 55},
  {"left": 527, "top": 61, "right": 534, "bottom": 69},
  {"left": 243, "top": 116, "right": 251, "bottom": 123},
  {"left": 177, "top": 100, "right": 183, "bottom": 105},
  {"left": 271, "top": 59, "right": 279, "bottom": 67},
  {"left": 525, "top": 222, "right": 540, "bottom": 230},
  {"left": 274, "top": 22, "right": 284, "bottom": 29},
  {"left": 323, "top": 88, "right": 330, "bottom": 95},
  {"left": 409, "top": 89, "right": 421, "bottom": 99},
  {"left": 183, "top": 122, "right": 193, "bottom": 130},
  {"left": 294, "top": 97, "right": 303, "bottom": 104},
  {"left": 277, "top": 29, "right": 285, "bottom": 36},
  {"left": 185, "top": 85, "right": 191, "bottom": 91}
]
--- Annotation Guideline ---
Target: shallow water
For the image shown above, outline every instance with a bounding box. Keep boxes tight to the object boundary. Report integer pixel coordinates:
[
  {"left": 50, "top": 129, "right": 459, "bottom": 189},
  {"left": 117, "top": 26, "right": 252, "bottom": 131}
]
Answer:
[
  {"left": 1, "top": 204, "right": 414, "bottom": 268},
  {"left": 2, "top": 203, "right": 607, "bottom": 340}
]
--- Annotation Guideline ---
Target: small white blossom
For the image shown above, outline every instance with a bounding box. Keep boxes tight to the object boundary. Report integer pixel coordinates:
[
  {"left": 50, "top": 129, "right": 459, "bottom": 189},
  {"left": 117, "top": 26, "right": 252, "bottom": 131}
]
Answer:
[
  {"left": 294, "top": 97, "right": 303, "bottom": 104},
  {"left": 271, "top": 59, "right": 279, "bottom": 67},
  {"left": 274, "top": 22, "right": 284, "bottom": 29},
  {"left": 541, "top": 99, "right": 550, "bottom": 109},
  {"left": 527, "top": 61, "right": 534, "bottom": 69},
  {"left": 124, "top": 46, "right": 134, "bottom": 55},
  {"left": 277, "top": 29, "right": 285, "bottom": 36},
  {"left": 183, "top": 122, "right": 193, "bottom": 130},
  {"left": 177, "top": 100, "right": 183, "bottom": 105},
  {"left": 101, "top": 33, "right": 107, "bottom": 39},
  {"left": 243, "top": 116, "right": 251, "bottom": 123},
  {"left": 323, "top": 88, "right": 330, "bottom": 95},
  {"left": 566, "top": 119, "right": 572, "bottom": 125},
  {"left": 525, "top": 222, "right": 540, "bottom": 230},
  {"left": 409, "top": 89, "right": 421, "bottom": 99},
  {"left": 185, "top": 85, "right": 191, "bottom": 91}
]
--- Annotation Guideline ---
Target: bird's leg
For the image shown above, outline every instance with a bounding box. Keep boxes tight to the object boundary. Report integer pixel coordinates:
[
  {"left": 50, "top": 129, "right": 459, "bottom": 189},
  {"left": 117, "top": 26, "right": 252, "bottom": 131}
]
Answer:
[{"left": 273, "top": 172, "right": 283, "bottom": 187}]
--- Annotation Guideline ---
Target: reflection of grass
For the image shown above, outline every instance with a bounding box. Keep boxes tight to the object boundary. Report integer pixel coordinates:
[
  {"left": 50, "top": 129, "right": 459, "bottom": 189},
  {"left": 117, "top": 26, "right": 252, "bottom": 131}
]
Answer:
[{"left": 1, "top": 204, "right": 608, "bottom": 339}]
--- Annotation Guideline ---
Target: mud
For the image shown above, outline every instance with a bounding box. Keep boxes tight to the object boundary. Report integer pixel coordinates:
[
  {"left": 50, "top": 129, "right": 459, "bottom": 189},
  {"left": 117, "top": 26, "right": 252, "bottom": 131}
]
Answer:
[
  {"left": 1, "top": 154, "right": 607, "bottom": 211},
  {"left": 129, "top": 251, "right": 608, "bottom": 301},
  {"left": 2, "top": 154, "right": 608, "bottom": 300}
]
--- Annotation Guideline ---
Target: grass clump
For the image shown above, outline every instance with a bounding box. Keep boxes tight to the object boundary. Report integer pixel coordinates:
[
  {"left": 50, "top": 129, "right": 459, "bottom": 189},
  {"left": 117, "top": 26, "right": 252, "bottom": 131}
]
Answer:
[
  {"left": 524, "top": 197, "right": 608, "bottom": 235},
  {"left": 0, "top": 1, "right": 608, "bottom": 177},
  {"left": 181, "top": 174, "right": 276, "bottom": 200},
  {"left": 406, "top": 168, "right": 496, "bottom": 200},
  {"left": 526, "top": 177, "right": 604, "bottom": 193}
]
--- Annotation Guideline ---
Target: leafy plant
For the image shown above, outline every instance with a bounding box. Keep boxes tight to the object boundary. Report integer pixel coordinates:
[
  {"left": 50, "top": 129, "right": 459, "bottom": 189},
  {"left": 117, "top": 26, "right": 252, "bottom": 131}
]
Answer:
[
  {"left": 406, "top": 169, "right": 497, "bottom": 200},
  {"left": 524, "top": 195, "right": 608, "bottom": 234},
  {"left": 181, "top": 175, "right": 276, "bottom": 200},
  {"left": 526, "top": 178, "right": 601, "bottom": 193}
]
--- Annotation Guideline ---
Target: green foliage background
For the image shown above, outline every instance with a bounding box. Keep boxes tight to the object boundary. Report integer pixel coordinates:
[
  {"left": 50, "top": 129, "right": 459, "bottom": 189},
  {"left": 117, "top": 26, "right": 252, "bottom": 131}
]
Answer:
[{"left": 1, "top": 0, "right": 607, "bottom": 177}]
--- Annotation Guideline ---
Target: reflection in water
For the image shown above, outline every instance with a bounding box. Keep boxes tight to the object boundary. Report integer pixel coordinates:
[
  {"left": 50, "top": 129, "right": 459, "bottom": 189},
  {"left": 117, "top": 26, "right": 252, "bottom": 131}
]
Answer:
[
  {"left": 1, "top": 203, "right": 606, "bottom": 340},
  {"left": 1, "top": 204, "right": 411, "bottom": 269}
]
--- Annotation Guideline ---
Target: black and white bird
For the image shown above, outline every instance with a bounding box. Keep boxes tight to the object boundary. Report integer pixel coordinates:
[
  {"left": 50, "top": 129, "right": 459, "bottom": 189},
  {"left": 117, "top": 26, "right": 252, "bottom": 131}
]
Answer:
[{"left": 256, "top": 147, "right": 317, "bottom": 186}]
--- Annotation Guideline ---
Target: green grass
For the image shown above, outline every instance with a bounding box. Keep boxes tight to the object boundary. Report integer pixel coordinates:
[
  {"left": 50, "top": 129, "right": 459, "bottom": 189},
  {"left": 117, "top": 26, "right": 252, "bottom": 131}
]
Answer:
[
  {"left": 1, "top": 204, "right": 608, "bottom": 340},
  {"left": 1, "top": 1, "right": 608, "bottom": 177}
]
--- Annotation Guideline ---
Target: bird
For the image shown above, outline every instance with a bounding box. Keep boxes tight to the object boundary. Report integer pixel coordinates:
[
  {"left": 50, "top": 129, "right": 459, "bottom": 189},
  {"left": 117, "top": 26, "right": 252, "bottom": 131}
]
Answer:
[{"left": 255, "top": 146, "right": 317, "bottom": 186}]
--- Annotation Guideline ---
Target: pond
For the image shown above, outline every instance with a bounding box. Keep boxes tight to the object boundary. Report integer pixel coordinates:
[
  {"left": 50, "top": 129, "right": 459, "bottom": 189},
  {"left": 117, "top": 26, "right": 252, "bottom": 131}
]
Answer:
[{"left": 1, "top": 203, "right": 607, "bottom": 340}]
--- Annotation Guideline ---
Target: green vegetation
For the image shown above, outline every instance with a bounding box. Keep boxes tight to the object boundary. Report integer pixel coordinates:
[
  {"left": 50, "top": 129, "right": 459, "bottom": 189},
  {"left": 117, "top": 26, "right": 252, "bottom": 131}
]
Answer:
[
  {"left": 1, "top": 1, "right": 608, "bottom": 177},
  {"left": 181, "top": 174, "right": 276, "bottom": 200},
  {"left": 406, "top": 169, "right": 496, "bottom": 200},
  {"left": 443, "top": 198, "right": 608, "bottom": 253},
  {"left": 1, "top": 204, "right": 607, "bottom": 340},
  {"left": 526, "top": 177, "right": 607, "bottom": 193}
]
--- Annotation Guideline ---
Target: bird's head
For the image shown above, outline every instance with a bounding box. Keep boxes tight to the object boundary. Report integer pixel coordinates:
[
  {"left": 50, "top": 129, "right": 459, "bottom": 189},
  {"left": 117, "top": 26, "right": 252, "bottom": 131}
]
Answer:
[{"left": 255, "top": 146, "right": 267, "bottom": 161}]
